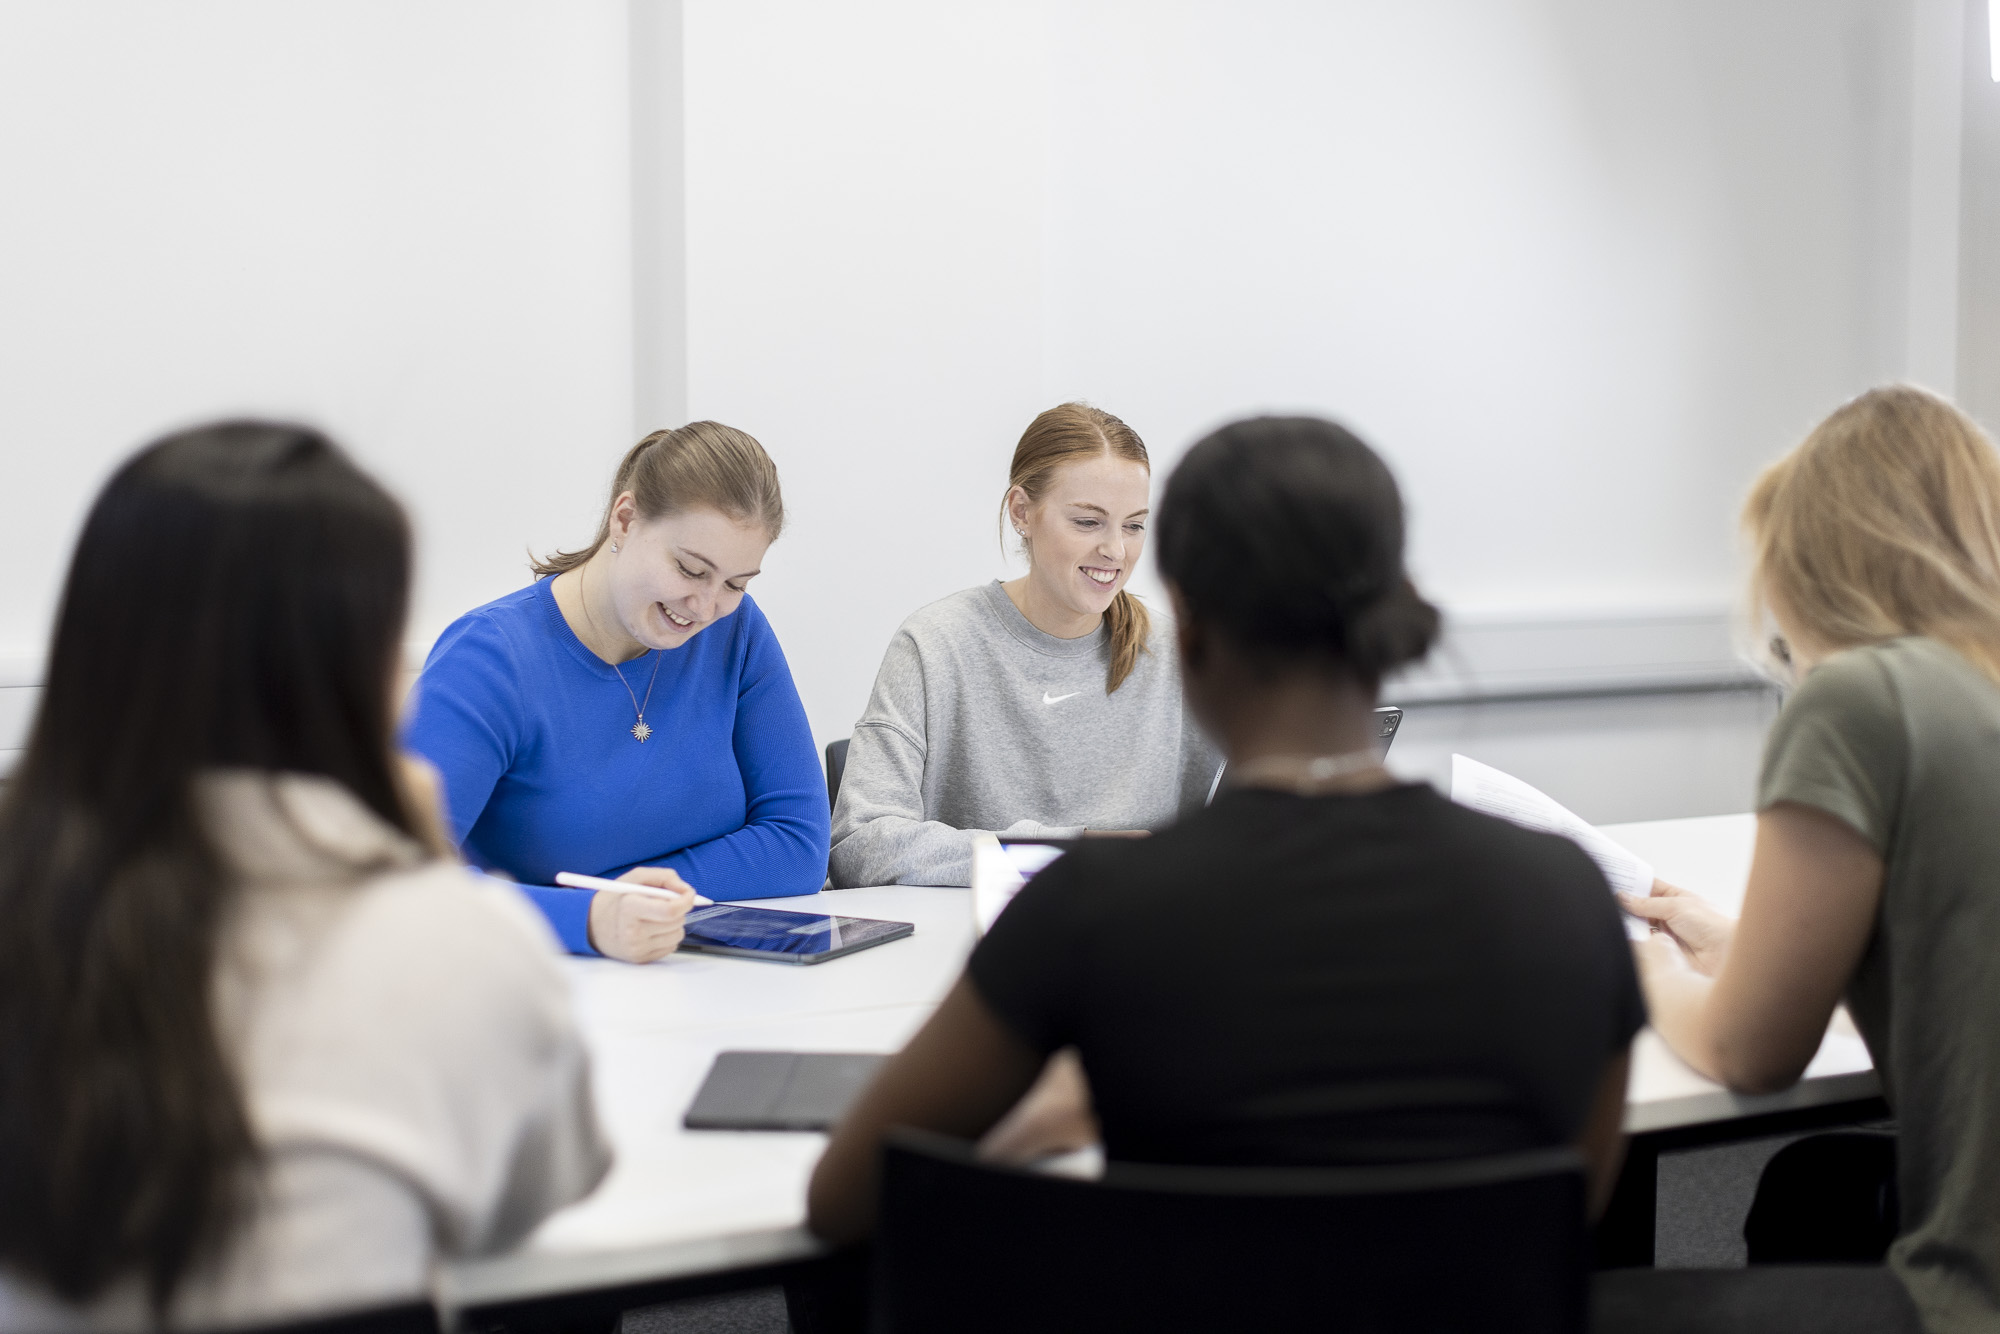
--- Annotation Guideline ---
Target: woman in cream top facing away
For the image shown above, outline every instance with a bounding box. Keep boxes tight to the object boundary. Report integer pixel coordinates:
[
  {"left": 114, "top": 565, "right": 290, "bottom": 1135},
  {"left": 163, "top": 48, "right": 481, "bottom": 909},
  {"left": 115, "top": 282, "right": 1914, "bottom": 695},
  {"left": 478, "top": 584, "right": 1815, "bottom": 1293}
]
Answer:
[
  {"left": 829, "top": 403, "right": 1222, "bottom": 888},
  {"left": 0, "top": 423, "right": 609, "bottom": 1332}
]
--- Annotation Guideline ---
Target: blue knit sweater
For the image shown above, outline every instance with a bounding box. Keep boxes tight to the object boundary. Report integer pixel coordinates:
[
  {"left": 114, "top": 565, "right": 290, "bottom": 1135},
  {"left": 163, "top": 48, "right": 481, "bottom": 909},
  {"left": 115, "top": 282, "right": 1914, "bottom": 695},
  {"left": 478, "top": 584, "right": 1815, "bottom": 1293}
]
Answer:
[{"left": 403, "top": 579, "right": 830, "bottom": 954}]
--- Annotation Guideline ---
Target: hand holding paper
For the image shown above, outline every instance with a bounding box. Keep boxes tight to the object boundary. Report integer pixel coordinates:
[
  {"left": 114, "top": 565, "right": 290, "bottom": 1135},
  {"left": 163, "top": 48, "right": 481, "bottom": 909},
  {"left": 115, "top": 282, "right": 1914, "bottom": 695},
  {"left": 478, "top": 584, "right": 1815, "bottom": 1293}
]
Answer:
[
  {"left": 1618, "top": 881, "right": 1735, "bottom": 973},
  {"left": 1449, "top": 755, "right": 1653, "bottom": 940}
]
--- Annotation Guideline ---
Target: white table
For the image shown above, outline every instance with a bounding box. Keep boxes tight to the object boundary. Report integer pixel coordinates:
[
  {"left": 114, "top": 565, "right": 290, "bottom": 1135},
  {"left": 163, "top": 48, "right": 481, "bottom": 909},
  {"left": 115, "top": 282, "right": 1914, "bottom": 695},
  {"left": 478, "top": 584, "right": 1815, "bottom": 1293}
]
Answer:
[
  {"left": 443, "top": 813, "right": 1880, "bottom": 1317},
  {"left": 443, "top": 885, "right": 971, "bottom": 1319}
]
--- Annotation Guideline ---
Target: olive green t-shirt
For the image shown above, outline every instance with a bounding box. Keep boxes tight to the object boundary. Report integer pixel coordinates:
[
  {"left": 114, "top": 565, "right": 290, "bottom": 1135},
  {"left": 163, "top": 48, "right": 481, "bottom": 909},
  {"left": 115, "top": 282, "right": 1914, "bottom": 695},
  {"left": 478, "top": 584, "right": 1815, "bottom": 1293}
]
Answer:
[{"left": 1759, "top": 637, "right": 2000, "bottom": 1334}]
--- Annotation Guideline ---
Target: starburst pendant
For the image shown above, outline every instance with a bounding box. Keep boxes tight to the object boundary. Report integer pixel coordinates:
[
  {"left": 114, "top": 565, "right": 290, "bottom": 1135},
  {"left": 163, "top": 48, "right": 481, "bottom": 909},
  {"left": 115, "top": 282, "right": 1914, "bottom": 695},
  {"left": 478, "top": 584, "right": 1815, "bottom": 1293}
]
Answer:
[{"left": 631, "top": 720, "right": 653, "bottom": 742}]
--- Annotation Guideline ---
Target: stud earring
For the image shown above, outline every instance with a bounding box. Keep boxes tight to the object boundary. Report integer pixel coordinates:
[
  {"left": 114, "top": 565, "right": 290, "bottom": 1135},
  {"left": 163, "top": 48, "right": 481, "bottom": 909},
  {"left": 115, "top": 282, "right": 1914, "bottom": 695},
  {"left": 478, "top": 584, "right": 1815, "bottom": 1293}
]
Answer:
[{"left": 611, "top": 542, "right": 620, "bottom": 553}]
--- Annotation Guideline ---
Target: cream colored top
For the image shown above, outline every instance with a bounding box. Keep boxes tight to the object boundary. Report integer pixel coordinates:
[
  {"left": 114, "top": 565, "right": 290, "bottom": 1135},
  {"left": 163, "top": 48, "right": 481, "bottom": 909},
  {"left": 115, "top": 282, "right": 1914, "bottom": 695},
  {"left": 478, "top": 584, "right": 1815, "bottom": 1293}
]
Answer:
[{"left": 0, "top": 773, "right": 613, "bottom": 1331}]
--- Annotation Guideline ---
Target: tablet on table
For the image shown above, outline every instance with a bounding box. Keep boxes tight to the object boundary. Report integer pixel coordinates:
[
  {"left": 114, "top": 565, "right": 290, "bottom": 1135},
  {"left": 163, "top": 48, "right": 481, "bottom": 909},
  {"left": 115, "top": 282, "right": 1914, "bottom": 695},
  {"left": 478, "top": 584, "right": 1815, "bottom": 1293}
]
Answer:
[{"left": 678, "top": 903, "right": 913, "bottom": 965}]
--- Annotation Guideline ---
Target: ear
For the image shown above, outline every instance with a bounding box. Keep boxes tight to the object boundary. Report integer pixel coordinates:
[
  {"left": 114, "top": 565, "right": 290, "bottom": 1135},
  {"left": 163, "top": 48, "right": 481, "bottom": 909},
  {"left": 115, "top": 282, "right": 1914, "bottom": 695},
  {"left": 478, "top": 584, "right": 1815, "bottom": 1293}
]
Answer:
[
  {"left": 1005, "top": 486, "right": 1032, "bottom": 535},
  {"left": 609, "top": 492, "right": 640, "bottom": 542}
]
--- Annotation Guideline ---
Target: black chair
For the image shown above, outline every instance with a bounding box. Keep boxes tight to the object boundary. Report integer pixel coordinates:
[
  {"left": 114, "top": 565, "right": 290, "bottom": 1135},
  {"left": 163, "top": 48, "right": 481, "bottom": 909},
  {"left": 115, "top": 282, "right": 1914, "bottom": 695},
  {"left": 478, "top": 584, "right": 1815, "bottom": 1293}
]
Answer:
[
  {"left": 874, "top": 1129, "right": 1588, "bottom": 1334},
  {"left": 825, "top": 738, "right": 850, "bottom": 813},
  {"left": 215, "top": 1301, "right": 440, "bottom": 1334}
]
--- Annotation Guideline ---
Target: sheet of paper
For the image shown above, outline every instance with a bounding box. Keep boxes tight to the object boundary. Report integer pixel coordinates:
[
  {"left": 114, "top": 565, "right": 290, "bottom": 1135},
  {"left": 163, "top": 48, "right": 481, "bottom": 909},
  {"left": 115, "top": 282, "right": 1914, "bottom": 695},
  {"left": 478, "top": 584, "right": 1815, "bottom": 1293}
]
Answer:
[
  {"left": 1450, "top": 754, "right": 1653, "bottom": 939},
  {"left": 970, "top": 833, "right": 1027, "bottom": 934}
]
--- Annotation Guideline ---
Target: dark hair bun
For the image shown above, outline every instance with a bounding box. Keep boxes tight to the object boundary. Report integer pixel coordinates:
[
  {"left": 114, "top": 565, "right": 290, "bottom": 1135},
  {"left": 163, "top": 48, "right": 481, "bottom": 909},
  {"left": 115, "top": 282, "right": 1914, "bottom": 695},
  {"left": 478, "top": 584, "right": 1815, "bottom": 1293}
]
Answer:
[{"left": 1156, "top": 416, "right": 1440, "bottom": 681}]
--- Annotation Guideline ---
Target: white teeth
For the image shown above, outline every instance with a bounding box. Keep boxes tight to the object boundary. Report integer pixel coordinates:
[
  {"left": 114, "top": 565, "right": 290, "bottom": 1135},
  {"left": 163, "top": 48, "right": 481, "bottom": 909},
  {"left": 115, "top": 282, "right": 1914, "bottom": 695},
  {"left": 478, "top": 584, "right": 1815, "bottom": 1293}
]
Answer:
[
  {"left": 664, "top": 607, "right": 694, "bottom": 627},
  {"left": 1083, "top": 568, "right": 1117, "bottom": 585}
]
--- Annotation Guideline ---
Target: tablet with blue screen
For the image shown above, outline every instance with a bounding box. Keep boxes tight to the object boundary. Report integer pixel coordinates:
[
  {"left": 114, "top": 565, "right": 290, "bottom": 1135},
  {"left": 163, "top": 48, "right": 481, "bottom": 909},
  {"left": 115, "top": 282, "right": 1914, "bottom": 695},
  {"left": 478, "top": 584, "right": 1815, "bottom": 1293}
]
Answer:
[{"left": 677, "top": 903, "right": 913, "bottom": 964}]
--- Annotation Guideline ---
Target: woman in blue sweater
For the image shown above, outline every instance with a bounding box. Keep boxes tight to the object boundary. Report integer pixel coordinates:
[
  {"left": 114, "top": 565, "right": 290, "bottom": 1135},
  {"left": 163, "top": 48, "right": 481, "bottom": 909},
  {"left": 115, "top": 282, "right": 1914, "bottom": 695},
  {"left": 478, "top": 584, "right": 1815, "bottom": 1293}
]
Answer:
[{"left": 405, "top": 422, "right": 830, "bottom": 962}]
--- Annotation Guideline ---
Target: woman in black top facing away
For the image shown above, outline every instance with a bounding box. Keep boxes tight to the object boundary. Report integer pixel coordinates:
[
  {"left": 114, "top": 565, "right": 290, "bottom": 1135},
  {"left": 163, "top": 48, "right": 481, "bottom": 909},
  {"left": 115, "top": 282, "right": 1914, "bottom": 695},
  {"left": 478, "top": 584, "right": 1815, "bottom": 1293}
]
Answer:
[{"left": 809, "top": 416, "right": 1642, "bottom": 1250}]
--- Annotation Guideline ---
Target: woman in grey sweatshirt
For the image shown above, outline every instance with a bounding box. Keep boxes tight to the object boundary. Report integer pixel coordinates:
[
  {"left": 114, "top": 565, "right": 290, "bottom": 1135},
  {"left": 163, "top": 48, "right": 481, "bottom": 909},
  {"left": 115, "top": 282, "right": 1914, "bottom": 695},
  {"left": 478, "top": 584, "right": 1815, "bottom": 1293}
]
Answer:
[{"left": 829, "top": 404, "right": 1222, "bottom": 888}]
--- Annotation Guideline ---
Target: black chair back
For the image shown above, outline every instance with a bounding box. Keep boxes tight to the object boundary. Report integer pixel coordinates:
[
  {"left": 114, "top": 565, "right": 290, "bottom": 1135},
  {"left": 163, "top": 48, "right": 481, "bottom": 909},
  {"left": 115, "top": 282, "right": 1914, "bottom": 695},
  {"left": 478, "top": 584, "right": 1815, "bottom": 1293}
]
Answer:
[
  {"left": 825, "top": 738, "right": 850, "bottom": 813},
  {"left": 875, "top": 1129, "right": 1587, "bottom": 1334},
  {"left": 214, "top": 1301, "right": 439, "bottom": 1334}
]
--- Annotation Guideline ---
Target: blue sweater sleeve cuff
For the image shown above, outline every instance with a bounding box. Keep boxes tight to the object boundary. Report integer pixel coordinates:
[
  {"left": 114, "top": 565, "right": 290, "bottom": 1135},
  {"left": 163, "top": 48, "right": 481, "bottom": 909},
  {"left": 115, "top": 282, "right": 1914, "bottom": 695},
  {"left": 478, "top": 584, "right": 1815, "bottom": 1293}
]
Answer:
[{"left": 522, "top": 883, "right": 602, "bottom": 957}]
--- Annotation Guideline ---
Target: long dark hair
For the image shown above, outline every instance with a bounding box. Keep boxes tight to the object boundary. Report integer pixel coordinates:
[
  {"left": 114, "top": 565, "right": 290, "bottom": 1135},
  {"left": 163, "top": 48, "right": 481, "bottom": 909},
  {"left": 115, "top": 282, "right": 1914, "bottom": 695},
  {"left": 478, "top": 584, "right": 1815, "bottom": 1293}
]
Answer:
[
  {"left": 0, "top": 421, "right": 420, "bottom": 1310},
  {"left": 1156, "top": 415, "right": 1440, "bottom": 685}
]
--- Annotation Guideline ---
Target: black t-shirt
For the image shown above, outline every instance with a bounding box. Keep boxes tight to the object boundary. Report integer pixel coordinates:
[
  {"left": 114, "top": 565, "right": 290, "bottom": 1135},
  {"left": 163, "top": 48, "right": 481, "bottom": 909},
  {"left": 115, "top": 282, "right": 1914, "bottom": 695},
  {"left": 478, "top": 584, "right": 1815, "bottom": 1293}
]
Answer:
[{"left": 968, "top": 784, "right": 1646, "bottom": 1167}]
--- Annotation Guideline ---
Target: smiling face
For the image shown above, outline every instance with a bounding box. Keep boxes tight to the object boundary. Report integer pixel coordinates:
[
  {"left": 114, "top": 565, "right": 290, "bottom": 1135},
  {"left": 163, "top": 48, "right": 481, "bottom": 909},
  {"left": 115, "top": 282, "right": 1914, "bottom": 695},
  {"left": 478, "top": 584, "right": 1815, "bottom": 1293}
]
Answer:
[
  {"left": 1009, "top": 452, "right": 1151, "bottom": 628},
  {"left": 605, "top": 500, "right": 772, "bottom": 650}
]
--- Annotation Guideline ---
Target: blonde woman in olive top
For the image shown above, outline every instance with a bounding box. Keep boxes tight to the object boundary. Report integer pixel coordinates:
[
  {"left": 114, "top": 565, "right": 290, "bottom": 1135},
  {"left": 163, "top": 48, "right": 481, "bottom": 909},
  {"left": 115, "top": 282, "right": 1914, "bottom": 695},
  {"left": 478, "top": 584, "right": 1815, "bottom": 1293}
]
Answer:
[
  {"left": 1606, "top": 386, "right": 2000, "bottom": 1334},
  {"left": 829, "top": 403, "right": 1220, "bottom": 889}
]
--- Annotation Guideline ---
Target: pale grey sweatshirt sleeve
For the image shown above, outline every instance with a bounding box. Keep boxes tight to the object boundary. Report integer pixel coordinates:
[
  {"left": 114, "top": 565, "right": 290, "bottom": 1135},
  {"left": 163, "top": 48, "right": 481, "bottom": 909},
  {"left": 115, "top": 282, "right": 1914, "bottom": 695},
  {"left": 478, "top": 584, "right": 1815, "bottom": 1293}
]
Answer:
[{"left": 829, "top": 628, "right": 1080, "bottom": 887}]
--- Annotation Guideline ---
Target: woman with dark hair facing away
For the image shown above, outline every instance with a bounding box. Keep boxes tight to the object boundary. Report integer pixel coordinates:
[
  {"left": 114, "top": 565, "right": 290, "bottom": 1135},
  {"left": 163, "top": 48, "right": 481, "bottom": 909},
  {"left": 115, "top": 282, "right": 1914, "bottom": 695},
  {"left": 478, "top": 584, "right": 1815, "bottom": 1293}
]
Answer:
[
  {"left": 0, "top": 423, "right": 609, "bottom": 1330},
  {"left": 1595, "top": 386, "right": 2000, "bottom": 1334},
  {"left": 808, "top": 417, "right": 1640, "bottom": 1258},
  {"left": 828, "top": 402, "right": 1220, "bottom": 888},
  {"left": 404, "top": 422, "right": 829, "bottom": 961}
]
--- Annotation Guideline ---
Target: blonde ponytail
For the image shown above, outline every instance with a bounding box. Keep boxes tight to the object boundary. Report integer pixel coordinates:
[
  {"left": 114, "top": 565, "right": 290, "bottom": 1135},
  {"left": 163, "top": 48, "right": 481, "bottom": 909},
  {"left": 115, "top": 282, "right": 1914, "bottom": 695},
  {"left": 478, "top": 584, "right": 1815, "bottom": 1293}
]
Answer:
[{"left": 1103, "top": 588, "right": 1152, "bottom": 693}]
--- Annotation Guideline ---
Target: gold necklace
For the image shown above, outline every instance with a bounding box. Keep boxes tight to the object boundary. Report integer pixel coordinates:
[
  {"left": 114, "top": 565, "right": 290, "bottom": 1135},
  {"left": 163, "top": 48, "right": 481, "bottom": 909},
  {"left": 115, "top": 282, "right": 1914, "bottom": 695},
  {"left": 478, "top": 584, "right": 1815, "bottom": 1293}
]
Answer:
[{"left": 580, "top": 561, "right": 664, "bottom": 742}]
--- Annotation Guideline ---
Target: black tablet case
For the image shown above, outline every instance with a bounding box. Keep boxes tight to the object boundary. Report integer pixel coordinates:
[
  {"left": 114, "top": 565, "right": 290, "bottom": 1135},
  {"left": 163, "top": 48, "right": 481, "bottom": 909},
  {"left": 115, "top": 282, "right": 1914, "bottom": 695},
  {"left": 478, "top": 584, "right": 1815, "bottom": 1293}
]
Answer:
[{"left": 683, "top": 1050, "right": 888, "bottom": 1131}]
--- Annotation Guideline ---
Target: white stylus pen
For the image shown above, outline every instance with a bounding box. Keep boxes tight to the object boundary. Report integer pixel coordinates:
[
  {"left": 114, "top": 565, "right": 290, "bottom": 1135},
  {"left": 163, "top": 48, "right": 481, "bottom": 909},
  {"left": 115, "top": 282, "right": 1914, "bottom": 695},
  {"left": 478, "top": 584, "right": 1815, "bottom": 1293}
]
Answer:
[{"left": 555, "top": 870, "right": 714, "bottom": 906}]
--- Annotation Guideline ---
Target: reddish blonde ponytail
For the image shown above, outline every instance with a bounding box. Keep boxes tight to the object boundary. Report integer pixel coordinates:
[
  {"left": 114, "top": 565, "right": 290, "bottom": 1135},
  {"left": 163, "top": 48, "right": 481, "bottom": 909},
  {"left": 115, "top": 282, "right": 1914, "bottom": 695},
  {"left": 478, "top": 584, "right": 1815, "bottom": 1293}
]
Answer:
[
  {"left": 1003, "top": 403, "right": 1153, "bottom": 692},
  {"left": 1102, "top": 587, "right": 1150, "bottom": 694}
]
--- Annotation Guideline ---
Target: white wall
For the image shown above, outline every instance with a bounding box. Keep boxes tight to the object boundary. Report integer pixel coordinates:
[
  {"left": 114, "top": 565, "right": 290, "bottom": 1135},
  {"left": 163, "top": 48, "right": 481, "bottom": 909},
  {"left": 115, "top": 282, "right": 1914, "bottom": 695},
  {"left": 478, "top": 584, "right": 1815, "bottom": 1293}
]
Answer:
[
  {"left": 686, "top": 0, "right": 1960, "bottom": 752},
  {"left": 0, "top": 0, "right": 635, "bottom": 666},
  {"left": 1958, "top": 0, "right": 2000, "bottom": 429},
  {"left": 679, "top": 1, "right": 1051, "bottom": 752},
  {"left": 0, "top": 1, "right": 1977, "bottom": 817},
  {"left": 1393, "top": 687, "right": 1783, "bottom": 826}
]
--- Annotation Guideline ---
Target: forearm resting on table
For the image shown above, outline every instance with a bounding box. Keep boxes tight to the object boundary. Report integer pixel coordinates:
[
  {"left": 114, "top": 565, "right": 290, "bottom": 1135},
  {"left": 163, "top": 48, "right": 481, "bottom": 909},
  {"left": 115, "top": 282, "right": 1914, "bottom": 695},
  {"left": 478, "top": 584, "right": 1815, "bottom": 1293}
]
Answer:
[
  {"left": 661, "top": 811, "right": 831, "bottom": 901},
  {"left": 1644, "top": 962, "right": 1828, "bottom": 1094},
  {"left": 829, "top": 810, "right": 978, "bottom": 888},
  {"left": 1641, "top": 966, "right": 1740, "bottom": 1086},
  {"left": 1641, "top": 803, "right": 1882, "bottom": 1095}
]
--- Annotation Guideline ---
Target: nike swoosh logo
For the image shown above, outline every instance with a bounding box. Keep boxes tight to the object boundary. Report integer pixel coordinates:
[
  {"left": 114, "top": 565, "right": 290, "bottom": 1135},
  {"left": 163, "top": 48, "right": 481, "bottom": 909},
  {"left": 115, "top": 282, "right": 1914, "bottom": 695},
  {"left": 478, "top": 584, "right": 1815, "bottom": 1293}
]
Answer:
[{"left": 1042, "top": 691, "right": 1082, "bottom": 705}]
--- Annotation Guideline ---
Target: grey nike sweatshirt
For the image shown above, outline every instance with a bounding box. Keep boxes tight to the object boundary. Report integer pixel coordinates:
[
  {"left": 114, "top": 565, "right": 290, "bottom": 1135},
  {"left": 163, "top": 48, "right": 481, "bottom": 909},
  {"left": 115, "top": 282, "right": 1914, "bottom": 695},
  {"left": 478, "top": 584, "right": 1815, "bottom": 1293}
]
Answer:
[{"left": 828, "top": 581, "right": 1223, "bottom": 888}]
